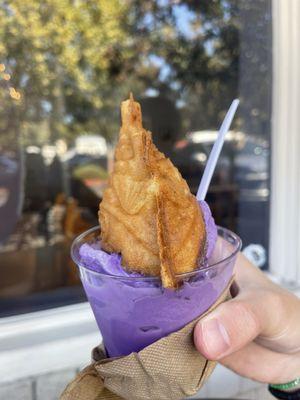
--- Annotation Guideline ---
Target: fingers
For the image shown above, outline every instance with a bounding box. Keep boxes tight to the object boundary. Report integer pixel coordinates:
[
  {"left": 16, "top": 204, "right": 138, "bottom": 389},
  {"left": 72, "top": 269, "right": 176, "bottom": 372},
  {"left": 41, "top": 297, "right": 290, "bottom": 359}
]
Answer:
[
  {"left": 194, "top": 291, "right": 292, "bottom": 359},
  {"left": 194, "top": 298, "right": 260, "bottom": 360},
  {"left": 194, "top": 253, "right": 300, "bottom": 360},
  {"left": 220, "top": 342, "right": 300, "bottom": 384},
  {"left": 233, "top": 252, "right": 269, "bottom": 288},
  {"left": 234, "top": 252, "right": 300, "bottom": 352}
]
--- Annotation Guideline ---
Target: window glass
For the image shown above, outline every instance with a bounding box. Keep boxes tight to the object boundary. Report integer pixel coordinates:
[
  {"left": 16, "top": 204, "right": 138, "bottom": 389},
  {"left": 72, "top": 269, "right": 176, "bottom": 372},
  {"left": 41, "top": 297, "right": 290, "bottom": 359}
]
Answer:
[{"left": 0, "top": 0, "right": 271, "bottom": 316}]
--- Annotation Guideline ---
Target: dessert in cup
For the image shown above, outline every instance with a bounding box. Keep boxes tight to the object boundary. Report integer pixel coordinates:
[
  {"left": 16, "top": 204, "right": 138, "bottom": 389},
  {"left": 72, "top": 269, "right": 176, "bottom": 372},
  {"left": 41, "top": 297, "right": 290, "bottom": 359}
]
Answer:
[{"left": 71, "top": 95, "right": 241, "bottom": 357}]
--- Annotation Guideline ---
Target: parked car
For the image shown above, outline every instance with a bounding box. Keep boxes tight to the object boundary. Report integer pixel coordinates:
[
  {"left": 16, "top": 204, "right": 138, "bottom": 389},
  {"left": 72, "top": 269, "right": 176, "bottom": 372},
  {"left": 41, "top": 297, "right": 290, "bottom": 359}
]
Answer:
[
  {"left": 170, "top": 130, "right": 270, "bottom": 267},
  {"left": 171, "top": 130, "right": 269, "bottom": 195}
]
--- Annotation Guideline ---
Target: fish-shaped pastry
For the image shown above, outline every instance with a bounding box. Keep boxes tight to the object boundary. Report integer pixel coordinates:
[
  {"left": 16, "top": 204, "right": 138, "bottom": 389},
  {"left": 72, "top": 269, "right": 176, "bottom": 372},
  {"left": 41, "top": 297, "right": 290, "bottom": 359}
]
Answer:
[{"left": 99, "top": 94, "right": 206, "bottom": 288}]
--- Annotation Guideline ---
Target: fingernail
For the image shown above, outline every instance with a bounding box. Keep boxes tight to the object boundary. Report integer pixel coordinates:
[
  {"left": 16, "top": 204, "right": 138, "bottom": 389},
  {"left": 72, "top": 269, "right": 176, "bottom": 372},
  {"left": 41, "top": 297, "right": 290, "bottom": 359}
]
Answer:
[{"left": 198, "top": 318, "right": 230, "bottom": 359}]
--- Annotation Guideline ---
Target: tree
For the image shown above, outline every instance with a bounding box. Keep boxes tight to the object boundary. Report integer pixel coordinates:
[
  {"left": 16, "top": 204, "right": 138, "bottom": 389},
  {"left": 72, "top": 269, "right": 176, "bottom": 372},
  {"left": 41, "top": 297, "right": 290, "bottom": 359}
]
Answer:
[
  {"left": 0, "top": 0, "right": 271, "bottom": 146},
  {"left": 125, "top": 0, "right": 271, "bottom": 137},
  {"left": 126, "top": 0, "right": 240, "bottom": 131},
  {"left": 0, "top": 0, "right": 135, "bottom": 144}
]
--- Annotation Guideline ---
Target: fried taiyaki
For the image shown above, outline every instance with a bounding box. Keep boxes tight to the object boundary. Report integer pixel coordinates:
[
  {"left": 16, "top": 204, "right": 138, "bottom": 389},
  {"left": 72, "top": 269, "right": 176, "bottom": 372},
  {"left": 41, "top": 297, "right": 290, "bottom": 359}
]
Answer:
[{"left": 99, "top": 94, "right": 206, "bottom": 288}]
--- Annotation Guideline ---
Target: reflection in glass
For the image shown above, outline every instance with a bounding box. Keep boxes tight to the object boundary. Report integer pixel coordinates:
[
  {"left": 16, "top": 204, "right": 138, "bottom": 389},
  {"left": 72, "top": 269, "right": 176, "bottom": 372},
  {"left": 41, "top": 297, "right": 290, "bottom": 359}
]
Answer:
[{"left": 0, "top": 0, "right": 271, "bottom": 316}]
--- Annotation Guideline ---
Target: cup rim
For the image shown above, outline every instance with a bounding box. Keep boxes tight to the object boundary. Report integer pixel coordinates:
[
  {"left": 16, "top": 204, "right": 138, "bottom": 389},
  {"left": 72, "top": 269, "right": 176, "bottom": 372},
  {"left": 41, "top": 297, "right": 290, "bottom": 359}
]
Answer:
[{"left": 71, "top": 225, "right": 242, "bottom": 281}]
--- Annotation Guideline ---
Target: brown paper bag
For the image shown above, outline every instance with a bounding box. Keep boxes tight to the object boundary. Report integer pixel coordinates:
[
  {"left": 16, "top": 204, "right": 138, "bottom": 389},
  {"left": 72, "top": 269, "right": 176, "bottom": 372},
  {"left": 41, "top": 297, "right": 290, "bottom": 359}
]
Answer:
[
  {"left": 61, "top": 365, "right": 122, "bottom": 400},
  {"left": 61, "top": 279, "right": 233, "bottom": 400}
]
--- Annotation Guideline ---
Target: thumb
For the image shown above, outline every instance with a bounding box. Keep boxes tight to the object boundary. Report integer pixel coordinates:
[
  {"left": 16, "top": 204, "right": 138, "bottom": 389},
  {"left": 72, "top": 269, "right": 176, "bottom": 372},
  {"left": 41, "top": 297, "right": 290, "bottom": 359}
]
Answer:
[{"left": 193, "top": 289, "right": 281, "bottom": 360}]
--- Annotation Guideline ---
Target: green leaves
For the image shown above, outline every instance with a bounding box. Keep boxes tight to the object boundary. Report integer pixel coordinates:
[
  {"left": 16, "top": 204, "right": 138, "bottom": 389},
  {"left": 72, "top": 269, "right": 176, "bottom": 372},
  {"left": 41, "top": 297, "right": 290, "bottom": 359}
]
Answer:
[
  {"left": 0, "top": 0, "right": 131, "bottom": 143},
  {"left": 1, "top": 0, "right": 269, "bottom": 146}
]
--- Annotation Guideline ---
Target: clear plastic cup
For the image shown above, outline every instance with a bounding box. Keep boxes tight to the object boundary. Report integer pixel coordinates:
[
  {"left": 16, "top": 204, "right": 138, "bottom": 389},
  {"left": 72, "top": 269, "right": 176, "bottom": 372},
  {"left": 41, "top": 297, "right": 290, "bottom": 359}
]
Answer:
[{"left": 71, "top": 226, "right": 241, "bottom": 357}]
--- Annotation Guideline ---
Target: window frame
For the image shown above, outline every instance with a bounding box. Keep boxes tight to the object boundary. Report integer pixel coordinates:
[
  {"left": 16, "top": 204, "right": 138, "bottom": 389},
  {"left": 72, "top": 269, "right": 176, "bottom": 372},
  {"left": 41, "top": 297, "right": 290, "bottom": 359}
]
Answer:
[
  {"left": 0, "top": 303, "right": 100, "bottom": 385},
  {"left": 269, "top": 0, "right": 300, "bottom": 287}
]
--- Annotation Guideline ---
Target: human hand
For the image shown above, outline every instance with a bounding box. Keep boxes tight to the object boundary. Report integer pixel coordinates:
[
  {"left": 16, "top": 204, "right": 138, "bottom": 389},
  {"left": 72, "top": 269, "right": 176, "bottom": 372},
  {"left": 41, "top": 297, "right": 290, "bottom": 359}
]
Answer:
[{"left": 194, "top": 252, "right": 300, "bottom": 383}]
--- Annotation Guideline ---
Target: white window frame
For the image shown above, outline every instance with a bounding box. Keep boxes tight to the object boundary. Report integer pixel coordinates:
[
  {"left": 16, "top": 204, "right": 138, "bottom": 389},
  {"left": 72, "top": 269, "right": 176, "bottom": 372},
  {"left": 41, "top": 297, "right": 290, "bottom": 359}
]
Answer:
[
  {"left": 269, "top": 0, "right": 300, "bottom": 287},
  {"left": 0, "top": 303, "right": 100, "bottom": 385}
]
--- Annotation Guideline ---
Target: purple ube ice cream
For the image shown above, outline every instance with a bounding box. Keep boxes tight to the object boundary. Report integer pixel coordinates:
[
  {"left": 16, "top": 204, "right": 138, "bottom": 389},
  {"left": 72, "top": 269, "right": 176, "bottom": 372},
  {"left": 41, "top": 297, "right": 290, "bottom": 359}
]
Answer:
[
  {"left": 198, "top": 200, "right": 218, "bottom": 261},
  {"left": 75, "top": 201, "right": 238, "bottom": 358}
]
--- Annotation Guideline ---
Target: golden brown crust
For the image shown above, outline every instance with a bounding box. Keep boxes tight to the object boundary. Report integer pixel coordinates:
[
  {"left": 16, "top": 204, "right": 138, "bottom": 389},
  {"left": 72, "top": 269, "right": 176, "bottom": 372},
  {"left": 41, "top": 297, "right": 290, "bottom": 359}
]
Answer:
[{"left": 99, "top": 95, "right": 206, "bottom": 288}]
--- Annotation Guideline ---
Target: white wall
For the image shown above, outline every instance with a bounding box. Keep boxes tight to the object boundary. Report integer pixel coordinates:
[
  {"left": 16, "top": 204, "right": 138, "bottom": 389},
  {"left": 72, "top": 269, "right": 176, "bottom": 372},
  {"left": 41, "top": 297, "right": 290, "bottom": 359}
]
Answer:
[{"left": 270, "top": 0, "right": 300, "bottom": 286}]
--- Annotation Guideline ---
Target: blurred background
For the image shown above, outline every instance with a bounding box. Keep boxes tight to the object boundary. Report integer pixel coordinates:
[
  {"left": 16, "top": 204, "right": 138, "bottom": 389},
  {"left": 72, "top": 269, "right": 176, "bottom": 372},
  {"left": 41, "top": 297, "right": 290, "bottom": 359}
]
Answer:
[
  {"left": 2, "top": 1, "right": 300, "bottom": 399},
  {"left": 0, "top": 0, "right": 272, "bottom": 317}
]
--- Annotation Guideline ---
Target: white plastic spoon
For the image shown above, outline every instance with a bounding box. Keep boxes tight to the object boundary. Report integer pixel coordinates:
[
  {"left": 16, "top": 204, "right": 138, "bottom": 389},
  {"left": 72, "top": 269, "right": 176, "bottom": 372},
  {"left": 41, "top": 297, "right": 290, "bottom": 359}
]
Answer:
[{"left": 196, "top": 99, "right": 240, "bottom": 201}]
